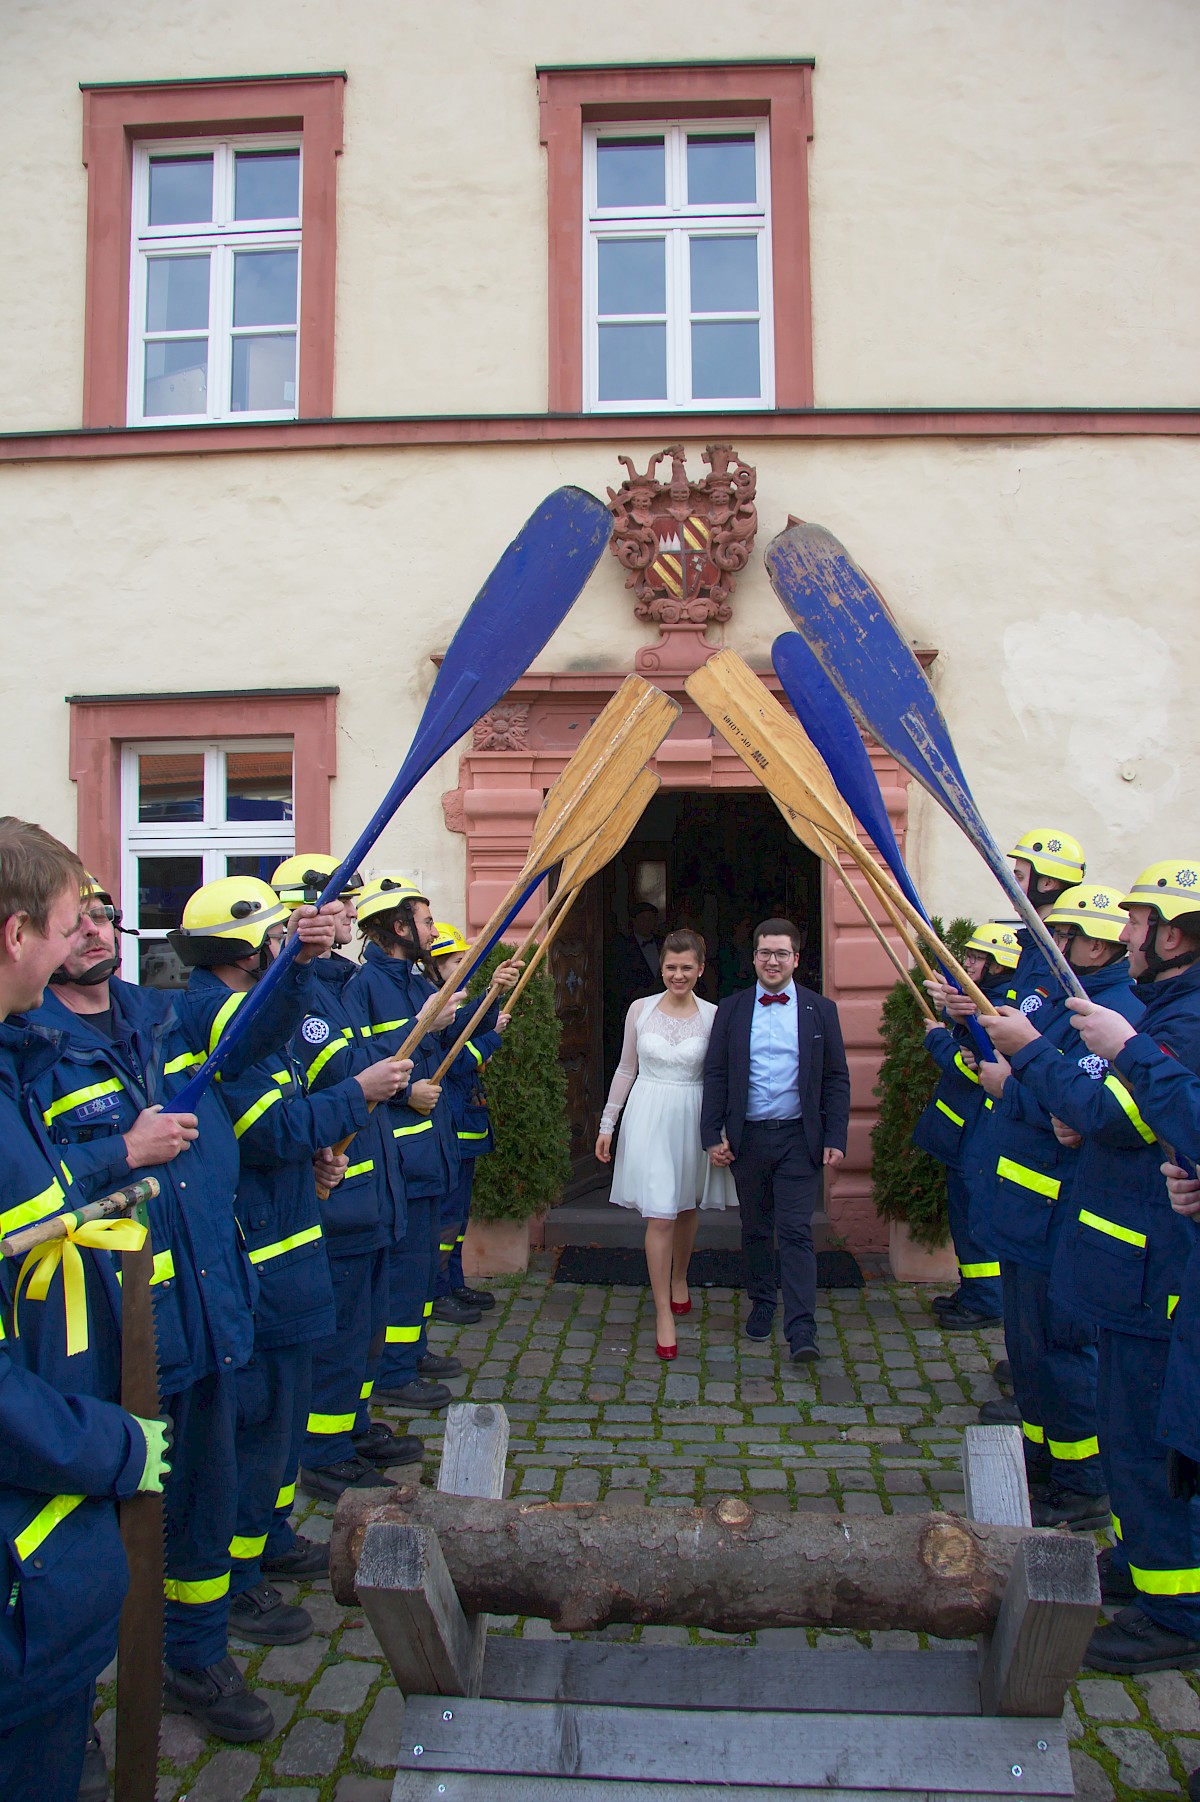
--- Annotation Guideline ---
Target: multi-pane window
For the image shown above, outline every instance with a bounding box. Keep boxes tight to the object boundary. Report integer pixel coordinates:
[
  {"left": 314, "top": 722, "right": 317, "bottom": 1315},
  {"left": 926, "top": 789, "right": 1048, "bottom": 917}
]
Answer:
[
  {"left": 120, "top": 740, "right": 294, "bottom": 987},
  {"left": 585, "top": 121, "right": 772, "bottom": 411},
  {"left": 128, "top": 140, "right": 302, "bottom": 425}
]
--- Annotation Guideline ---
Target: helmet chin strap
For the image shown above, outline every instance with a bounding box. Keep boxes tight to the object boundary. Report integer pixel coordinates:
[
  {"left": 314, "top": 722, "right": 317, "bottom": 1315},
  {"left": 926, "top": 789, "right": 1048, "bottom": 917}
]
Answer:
[
  {"left": 49, "top": 954, "right": 120, "bottom": 988},
  {"left": 1141, "top": 915, "right": 1200, "bottom": 980},
  {"left": 1030, "top": 874, "right": 1067, "bottom": 912}
]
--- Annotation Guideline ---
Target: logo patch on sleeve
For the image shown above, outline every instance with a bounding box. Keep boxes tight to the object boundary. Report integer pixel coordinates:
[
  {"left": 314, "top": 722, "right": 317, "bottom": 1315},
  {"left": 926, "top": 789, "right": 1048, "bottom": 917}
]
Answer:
[{"left": 301, "top": 1017, "right": 331, "bottom": 1046}]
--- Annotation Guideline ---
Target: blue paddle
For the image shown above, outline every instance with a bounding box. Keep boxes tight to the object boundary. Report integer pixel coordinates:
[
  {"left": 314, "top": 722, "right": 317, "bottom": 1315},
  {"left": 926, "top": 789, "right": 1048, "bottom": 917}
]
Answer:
[
  {"left": 169, "top": 486, "right": 613, "bottom": 1110},
  {"left": 766, "top": 520, "right": 1084, "bottom": 1000},
  {"left": 771, "top": 630, "right": 997, "bottom": 1060}
]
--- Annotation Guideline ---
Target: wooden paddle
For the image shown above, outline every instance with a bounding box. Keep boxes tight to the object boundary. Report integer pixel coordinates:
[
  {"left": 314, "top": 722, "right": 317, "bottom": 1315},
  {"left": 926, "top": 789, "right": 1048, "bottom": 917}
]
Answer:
[
  {"left": 685, "top": 652, "right": 992, "bottom": 1012},
  {"left": 430, "top": 767, "right": 661, "bottom": 1081},
  {"left": 503, "top": 884, "right": 581, "bottom": 1013}
]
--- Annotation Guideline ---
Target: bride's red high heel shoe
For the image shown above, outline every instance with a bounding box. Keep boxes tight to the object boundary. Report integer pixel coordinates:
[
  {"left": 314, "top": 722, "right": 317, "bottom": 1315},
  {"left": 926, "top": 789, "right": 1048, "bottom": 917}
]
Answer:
[
  {"left": 655, "top": 1339, "right": 678, "bottom": 1361},
  {"left": 670, "top": 1296, "right": 692, "bottom": 1316}
]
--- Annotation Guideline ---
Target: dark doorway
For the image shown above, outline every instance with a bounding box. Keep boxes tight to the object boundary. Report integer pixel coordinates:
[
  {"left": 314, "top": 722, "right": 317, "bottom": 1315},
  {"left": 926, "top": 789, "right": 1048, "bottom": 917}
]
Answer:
[{"left": 551, "top": 788, "right": 822, "bottom": 1188}]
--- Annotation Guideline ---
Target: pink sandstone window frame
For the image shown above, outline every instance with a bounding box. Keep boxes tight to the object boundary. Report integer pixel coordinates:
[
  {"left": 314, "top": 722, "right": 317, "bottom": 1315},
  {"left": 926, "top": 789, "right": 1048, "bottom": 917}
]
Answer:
[
  {"left": 538, "top": 61, "right": 814, "bottom": 414},
  {"left": 80, "top": 73, "right": 345, "bottom": 429}
]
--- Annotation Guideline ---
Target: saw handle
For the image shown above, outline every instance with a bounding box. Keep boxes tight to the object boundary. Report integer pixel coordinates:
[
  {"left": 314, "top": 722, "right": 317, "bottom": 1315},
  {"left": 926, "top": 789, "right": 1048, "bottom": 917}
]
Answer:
[{"left": 0, "top": 1177, "right": 160, "bottom": 1259}]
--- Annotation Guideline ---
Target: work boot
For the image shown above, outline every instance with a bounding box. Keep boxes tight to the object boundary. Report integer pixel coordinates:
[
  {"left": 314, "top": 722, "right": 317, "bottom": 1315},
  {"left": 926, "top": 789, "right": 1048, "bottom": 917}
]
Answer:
[
  {"left": 937, "top": 1301, "right": 1003, "bottom": 1331},
  {"left": 978, "top": 1397, "right": 1022, "bottom": 1425},
  {"left": 1085, "top": 1605, "right": 1200, "bottom": 1674},
  {"left": 261, "top": 1535, "right": 329, "bottom": 1578},
  {"left": 228, "top": 1581, "right": 313, "bottom": 1646},
  {"left": 431, "top": 1294, "right": 481, "bottom": 1326},
  {"left": 164, "top": 1655, "right": 274, "bottom": 1742},
  {"left": 931, "top": 1289, "right": 964, "bottom": 1315},
  {"left": 1030, "top": 1484, "right": 1112, "bottom": 1533},
  {"left": 299, "top": 1455, "right": 398, "bottom": 1500},
  {"left": 992, "top": 1358, "right": 1013, "bottom": 1387},
  {"left": 374, "top": 1376, "right": 452, "bottom": 1410},
  {"left": 1097, "top": 1545, "right": 1138, "bottom": 1604},
  {"left": 352, "top": 1422, "right": 424, "bottom": 1467},
  {"left": 419, "top": 1350, "right": 463, "bottom": 1378},
  {"left": 77, "top": 1726, "right": 107, "bottom": 1802},
  {"left": 453, "top": 1284, "right": 495, "bottom": 1311}
]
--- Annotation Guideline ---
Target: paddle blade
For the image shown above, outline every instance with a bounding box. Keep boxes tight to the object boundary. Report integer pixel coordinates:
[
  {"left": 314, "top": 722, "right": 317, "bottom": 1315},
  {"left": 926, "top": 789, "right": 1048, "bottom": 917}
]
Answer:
[{"left": 556, "top": 768, "right": 661, "bottom": 894}]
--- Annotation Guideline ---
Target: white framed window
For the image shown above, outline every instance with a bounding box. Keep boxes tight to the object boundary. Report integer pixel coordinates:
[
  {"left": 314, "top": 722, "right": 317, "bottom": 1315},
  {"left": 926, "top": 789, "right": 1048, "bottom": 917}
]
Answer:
[
  {"left": 128, "top": 138, "right": 302, "bottom": 426},
  {"left": 584, "top": 120, "right": 773, "bottom": 412},
  {"left": 120, "top": 739, "right": 294, "bottom": 987}
]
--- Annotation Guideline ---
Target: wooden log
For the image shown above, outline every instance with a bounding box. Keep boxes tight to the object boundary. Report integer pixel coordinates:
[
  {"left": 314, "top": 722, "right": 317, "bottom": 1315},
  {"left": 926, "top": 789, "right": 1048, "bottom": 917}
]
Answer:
[
  {"left": 330, "top": 1487, "right": 1047, "bottom": 1637},
  {"left": 356, "top": 1521, "right": 479, "bottom": 1697}
]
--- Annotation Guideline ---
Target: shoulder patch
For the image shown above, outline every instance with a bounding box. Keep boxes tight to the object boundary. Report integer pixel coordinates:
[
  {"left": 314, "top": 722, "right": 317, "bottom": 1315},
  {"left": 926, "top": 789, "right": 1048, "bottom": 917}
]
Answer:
[
  {"left": 301, "top": 1016, "right": 331, "bottom": 1046},
  {"left": 1078, "top": 1053, "right": 1109, "bottom": 1079},
  {"left": 1019, "top": 994, "right": 1045, "bottom": 1016}
]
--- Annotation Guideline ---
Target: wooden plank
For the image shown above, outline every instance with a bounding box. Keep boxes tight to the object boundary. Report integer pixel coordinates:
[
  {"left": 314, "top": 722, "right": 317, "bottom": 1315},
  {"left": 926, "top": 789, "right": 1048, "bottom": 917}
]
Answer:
[
  {"left": 391, "top": 1778, "right": 1067, "bottom": 1802},
  {"left": 357, "top": 1522, "right": 481, "bottom": 1698},
  {"left": 979, "top": 1533, "right": 1100, "bottom": 1718},
  {"left": 962, "top": 1425, "right": 1032, "bottom": 1528},
  {"left": 480, "top": 1637, "right": 983, "bottom": 1715},
  {"left": 396, "top": 1698, "right": 1072, "bottom": 1794},
  {"left": 438, "top": 1402, "right": 510, "bottom": 1500}
]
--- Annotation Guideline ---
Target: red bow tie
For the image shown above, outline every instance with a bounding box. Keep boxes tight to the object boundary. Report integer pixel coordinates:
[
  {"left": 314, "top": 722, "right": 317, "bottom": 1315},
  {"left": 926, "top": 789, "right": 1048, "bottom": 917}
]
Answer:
[{"left": 758, "top": 992, "right": 789, "bottom": 1006}]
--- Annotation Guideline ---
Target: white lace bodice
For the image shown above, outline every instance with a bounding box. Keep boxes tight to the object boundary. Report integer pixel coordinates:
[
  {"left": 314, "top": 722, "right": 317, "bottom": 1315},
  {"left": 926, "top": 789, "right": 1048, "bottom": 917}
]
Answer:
[{"left": 599, "top": 995, "right": 716, "bottom": 1131}]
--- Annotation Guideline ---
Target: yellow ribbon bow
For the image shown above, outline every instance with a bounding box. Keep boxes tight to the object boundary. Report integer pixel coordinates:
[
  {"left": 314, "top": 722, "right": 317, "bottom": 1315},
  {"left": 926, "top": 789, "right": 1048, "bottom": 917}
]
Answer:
[{"left": 16, "top": 1214, "right": 148, "bottom": 1358}]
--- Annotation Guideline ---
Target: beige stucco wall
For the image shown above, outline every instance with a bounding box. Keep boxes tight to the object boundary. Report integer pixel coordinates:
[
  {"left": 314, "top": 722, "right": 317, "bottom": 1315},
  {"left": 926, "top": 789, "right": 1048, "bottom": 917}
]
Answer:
[
  {"left": 1, "top": 0, "right": 1198, "bottom": 432},
  {"left": 3, "top": 435, "right": 1197, "bottom": 922}
]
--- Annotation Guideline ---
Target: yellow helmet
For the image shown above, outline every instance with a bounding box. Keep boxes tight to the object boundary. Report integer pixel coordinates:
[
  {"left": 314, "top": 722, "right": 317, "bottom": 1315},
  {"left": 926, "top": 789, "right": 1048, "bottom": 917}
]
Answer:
[
  {"left": 965, "top": 922, "right": 1020, "bottom": 969},
  {"left": 1007, "top": 829, "right": 1085, "bottom": 886},
  {"left": 1121, "top": 861, "right": 1200, "bottom": 922},
  {"left": 168, "top": 875, "right": 289, "bottom": 967},
  {"left": 355, "top": 875, "right": 428, "bottom": 926},
  {"left": 430, "top": 923, "right": 469, "bottom": 957},
  {"left": 82, "top": 871, "right": 116, "bottom": 914},
  {"left": 272, "top": 854, "right": 363, "bottom": 907},
  {"left": 1044, "top": 884, "right": 1128, "bottom": 945}
]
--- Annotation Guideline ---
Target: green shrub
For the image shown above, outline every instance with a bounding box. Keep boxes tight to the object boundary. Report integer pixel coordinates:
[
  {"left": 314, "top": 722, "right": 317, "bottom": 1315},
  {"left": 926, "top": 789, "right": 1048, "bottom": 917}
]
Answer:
[
  {"left": 467, "top": 942, "right": 572, "bottom": 1222},
  {"left": 869, "top": 916, "right": 975, "bottom": 1250}
]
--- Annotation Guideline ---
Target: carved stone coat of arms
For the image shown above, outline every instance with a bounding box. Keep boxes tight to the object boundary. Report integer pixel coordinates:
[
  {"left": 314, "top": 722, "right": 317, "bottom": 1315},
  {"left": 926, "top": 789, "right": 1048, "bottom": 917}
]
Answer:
[{"left": 606, "top": 442, "right": 758, "bottom": 627}]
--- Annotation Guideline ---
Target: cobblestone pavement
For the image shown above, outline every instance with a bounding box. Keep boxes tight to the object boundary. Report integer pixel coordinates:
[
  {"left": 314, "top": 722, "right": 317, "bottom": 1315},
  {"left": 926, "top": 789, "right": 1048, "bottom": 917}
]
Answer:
[{"left": 95, "top": 1256, "right": 1200, "bottom": 1800}]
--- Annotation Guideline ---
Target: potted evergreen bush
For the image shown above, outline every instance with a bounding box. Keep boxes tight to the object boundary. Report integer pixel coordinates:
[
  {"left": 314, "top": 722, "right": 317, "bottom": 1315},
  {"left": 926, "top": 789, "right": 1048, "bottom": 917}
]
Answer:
[
  {"left": 870, "top": 916, "right": 974, "bottom": 1282},
  {"left": 461, "top": 940, "right": 572, "bottom": 1277}
]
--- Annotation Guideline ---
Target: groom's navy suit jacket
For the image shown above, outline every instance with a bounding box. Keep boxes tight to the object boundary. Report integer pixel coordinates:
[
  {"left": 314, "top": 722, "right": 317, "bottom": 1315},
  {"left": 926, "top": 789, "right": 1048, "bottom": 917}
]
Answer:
[{"left": 700, "top": 985, "right": 851, "bottom": 1167}]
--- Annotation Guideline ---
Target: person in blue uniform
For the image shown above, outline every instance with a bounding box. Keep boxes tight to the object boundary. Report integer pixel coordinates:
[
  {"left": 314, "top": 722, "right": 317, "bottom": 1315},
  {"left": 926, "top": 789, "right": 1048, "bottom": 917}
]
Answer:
[
  {"left": 984, "top": 859, "right": 1200, "bottom": 1675},
  {"left": 913, "top": 923, "right": 1017, "bottom": 1329},
  {"left": 0, "top": 819, "right": 170, "bottom": 1802},
  {"left": 30, "top": 872, "right": 337, "bottom": 1743}
]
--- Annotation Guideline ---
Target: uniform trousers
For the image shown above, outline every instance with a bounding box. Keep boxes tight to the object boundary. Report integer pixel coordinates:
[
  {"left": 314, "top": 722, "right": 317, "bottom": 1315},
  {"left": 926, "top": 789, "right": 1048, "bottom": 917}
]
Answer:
[
  {"left": 733, "top": 1119, "right": 823, "bottom": 1350},
  {"left": 1098, "top": 1326, "right": 1200, "bottom": 1638},
  {"left": 162, "top": 1368, "right": 238, "bottom": 1671},
  {"left": 1001, "top": 1260, "right": 1104, "bottom": 1495},
  {"left": 436, "top": 1162, "right": 475, "bottom": 1298},
  {"left": 231, "top": 1342, "right": 311, "bottom": 1596},
  {"left": 0, "top": 1680, "right": 92, "bottom": 1802},
  {"left": 945, "top": 1170, "right": 1002, "bottom": 1317},
  {"left": 302, "top": 1248, "right": 389, "bottom": 1469},
  {"left": 375, "top": 1193, "right": 441, "bottom": 1390}
]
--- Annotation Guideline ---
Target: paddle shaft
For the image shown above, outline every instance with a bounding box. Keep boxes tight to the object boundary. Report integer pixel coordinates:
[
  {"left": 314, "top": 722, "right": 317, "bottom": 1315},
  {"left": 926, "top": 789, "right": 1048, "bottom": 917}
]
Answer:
[
  {"left": 506, "top": 886, "right": 582, "bottom": 1012},
  {"left": 428, "top": 890, "right": 563, "bottom": 1083}
]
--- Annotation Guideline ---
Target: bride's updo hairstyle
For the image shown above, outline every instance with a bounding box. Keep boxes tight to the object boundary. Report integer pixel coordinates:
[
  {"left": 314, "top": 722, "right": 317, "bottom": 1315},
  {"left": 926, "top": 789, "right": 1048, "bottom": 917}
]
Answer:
[{"left": 660, "top": 928, "right": 705, "bottom": 966}]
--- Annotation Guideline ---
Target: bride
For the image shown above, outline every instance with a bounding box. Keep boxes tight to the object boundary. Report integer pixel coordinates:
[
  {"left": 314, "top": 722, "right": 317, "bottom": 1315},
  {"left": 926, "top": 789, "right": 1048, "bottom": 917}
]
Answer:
[{"left": 595, "top": 929, "right": 736, "bottom": 1359}]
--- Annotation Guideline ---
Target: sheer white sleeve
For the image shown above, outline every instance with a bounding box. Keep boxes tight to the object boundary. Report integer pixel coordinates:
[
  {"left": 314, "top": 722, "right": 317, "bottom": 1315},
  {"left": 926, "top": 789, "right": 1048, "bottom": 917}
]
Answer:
[{"left": 599, "top": 998, "right": 646, "bottom": 1133}]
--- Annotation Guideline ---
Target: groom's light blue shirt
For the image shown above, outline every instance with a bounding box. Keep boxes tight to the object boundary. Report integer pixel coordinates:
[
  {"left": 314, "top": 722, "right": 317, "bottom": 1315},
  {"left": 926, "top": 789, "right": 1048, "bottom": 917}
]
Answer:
[{"left": 746, "top": 980, "right": 802, "bottom": 1121}]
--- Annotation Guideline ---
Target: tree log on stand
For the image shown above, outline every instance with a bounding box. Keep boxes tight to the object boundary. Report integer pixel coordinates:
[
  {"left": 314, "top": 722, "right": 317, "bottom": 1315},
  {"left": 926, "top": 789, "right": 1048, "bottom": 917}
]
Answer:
[{"left": 331, "top": 1486, "right": 1045, "bottom": 1638}]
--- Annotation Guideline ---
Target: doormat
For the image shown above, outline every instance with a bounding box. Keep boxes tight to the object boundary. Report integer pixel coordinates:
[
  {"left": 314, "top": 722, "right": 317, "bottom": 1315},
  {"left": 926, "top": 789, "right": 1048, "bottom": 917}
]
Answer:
[{"left": 552, "top": 1246, "right": 864, "bottom": 1290}]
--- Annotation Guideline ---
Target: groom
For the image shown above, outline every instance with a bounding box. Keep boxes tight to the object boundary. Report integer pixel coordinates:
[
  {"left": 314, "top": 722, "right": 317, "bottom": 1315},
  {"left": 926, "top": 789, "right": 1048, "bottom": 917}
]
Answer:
[{"left": 701, "top": 918, "right": 851, "bottom": 1361}]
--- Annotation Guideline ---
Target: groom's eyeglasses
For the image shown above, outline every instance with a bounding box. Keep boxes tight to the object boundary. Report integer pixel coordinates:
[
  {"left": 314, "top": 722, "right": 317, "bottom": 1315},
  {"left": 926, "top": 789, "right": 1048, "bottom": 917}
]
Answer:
[{"left": 755, "top": 950, "right": 796, "bottom": 964}]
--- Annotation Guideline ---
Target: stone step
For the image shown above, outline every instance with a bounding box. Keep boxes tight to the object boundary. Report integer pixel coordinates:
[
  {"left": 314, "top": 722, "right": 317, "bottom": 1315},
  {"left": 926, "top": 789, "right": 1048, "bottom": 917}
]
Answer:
[{"left": 545, "top": 1188, "right": 830, "bottom": 1253}]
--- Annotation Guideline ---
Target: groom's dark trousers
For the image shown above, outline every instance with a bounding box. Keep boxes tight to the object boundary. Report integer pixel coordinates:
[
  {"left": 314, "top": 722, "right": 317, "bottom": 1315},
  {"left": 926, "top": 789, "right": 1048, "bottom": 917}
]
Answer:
[{"left": 735, "top": 1119, "right": 823, "bottom": 1341}]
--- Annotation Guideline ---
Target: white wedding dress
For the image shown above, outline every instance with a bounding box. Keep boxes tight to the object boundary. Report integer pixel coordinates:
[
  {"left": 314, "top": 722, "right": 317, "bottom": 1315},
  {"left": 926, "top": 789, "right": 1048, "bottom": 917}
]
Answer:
[{"left": 601, "top": 994, "right": 737, "bottom": 1219}]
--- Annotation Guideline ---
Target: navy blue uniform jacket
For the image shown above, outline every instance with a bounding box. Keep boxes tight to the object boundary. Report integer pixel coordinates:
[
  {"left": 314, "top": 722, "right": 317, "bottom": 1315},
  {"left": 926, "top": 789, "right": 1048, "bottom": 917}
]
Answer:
[{"left": 700, "top": 985, "right": 851, "bottom": 1165}]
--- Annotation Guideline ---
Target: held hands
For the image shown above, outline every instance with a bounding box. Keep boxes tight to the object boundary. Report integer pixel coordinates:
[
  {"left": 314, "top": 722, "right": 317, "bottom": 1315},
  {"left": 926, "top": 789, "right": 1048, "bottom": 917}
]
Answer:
[
  {"left": 287, "top": 901, "right": 343, "bottom": 964},
  {"left": 1052, "top": 1116, "right": 1083, "bottom": 1149},
  {"left": 123, "top": 1105, "right": 198, "bottom": 1168},
  {"left": 1067, "top": 997, "right": 1138, "bottom": 1061},
  {"left": 707, "top": 1134, "right": 735, "bottom": 1168},
  {"left": 356, "top": 1056, "right": 413, "bottom": 1103},
  {"left": 497, "top": 1012, "right": 512, "bottom": 1033},
  {"left": 924, "top": 977, "right": 978, "bottom": 1023},
  {"left": 981, "top": 1006, "right": 1040, "bottom": 1059},
  {"left": 314, "top": 1148, "right": 349, "bottom": 1190},
  {"left": 977, "top": 1051, "right": 1011, "bottom": 1099},
  {"left": 492, "top": 958, "right": 523, "bottom": 994},
  {"left": 416, "top": 990, "right": 453, "bottom": 1033},
  {"left": 594, "top": 1132, "right": 613, "bottom": 1164},
  {"left": 408, "top": 1078, "right": 441, "bottom": 1116},
  {"left": 1164, "top": 1163, "right": 1200, "bottom": 1218},
  {"left": 132, "top": 1413, "right": 174, "bottom": 1494}
]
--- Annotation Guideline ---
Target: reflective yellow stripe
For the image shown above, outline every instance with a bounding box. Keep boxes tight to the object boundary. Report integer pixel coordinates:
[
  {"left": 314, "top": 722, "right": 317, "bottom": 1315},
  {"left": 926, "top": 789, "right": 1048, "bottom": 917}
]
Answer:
[
  {"left": 0, "top": 1179, "right": 65, "bottom": 1240},
  {"left": 439, "top": 1241, "right": 455, "bottom": 1253},
  {"left": 229, "top": 1533, "right": 267, "bottom": 1560},
  {"left": 42, "top": 1079, "right": 124, "bottom": 1126},
  {"left": 164, "top": 1573, "right": 230, "bottom": 1605},
  {"left": 422, "top": 1300, "right": 433, "bottom": 1318},
  {"left": 275, "top": 1482, "right": 296, "bottom": 1511},
  {"left": 952, "top": 1053, "right": 980, "bottom": 1086},
  {"left": 393, "top": 1120, "right": 434, "bottom": 1138},
  {"left": 307, "top": 1410, "right": 356, "bottom": 1435},
  {"left": 1103, "top": 1075, "right": 1157, "bottom": 1145},
  {"left": 997, "top": 1157, "right": 1060, "bottom": 1201},
  {"left": 307, "top": 1031, "right": 352, "bottom": 1082},
  {"left": 164, "top": 1051, "right": 203, "bottom": 1076},
  {"left": 345, "top": 1159, "right": 374, "bottom": 1178},
  {"left": 1047, "top": 1434, "right": 1100, "bottom": 1461},
  {"left": 1112, "top": 1514, "right": 1123, "bottom": 1539},
  {"left": 1078, "top": 1208, "right": 1147, "bottom": 1249},
  {"left": 14, "top": 1493, "right": 85, "bottom": 1561},
  {"left": 983, "top": 1098, "right": 994, "bottom": 1111},
  {"left": 1168, "top": 1295, "right": 1180, "bottom": 1320},
  {"left": 150, "top": 1250, "right": 175, "bottom": 1286},
  {"left": 1022, "top": 1421, "right": 1045, "bottom": 1445},
  {"left": 960, "top": 1260, "right": 1001, "bottom": 1279},
  {"left": 386, "top": 1325, "right": 421, "bottom": 1343},
  {"left": 466, "top": 1039, "right": 484, "bottom": 1067},
  {"left": 247, "top": 1224, "right": 323, "bottom": 1265},
  {"left": 232, "top": 1088, "right": 282, "bottom": 1139},
  {"left": 270, "top": 1070, "right": 291, "bottom": 1087},
  {"left": 360, "top": 1380, "right": 374, "bottom": 1400},
  {"left": 1130, "top": 1564, "right": 1200, "bottom": 1596},
  {"left": 208, "top": 994, "right": 243, "bottom": 1057},
  {"left": 368, "top": 1018, "right": 411, "bottom": 1036},
  {"left": 458, "top": 1130, "right": 488, "bottom": 1141},
  {"left": 936, "top": 1099, "right": 966, "bottom": 1128}
]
